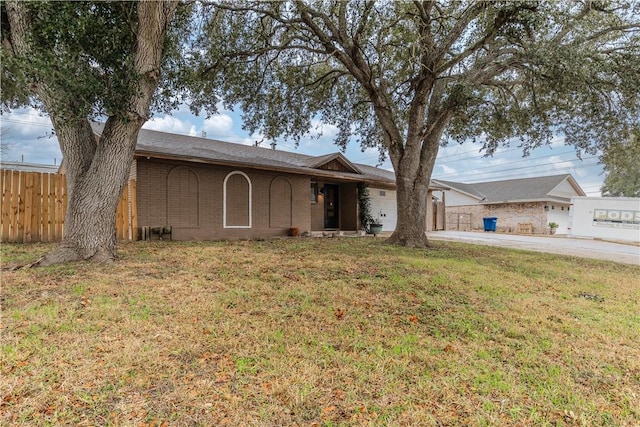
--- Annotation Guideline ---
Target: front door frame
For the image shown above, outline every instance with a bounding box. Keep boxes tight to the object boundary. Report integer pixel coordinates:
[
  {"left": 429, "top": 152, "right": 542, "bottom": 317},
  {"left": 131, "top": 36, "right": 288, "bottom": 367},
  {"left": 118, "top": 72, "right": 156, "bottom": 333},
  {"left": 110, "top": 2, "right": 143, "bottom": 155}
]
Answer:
[{"left": 324, "top": 184, "right": 340, "bottom": 229}]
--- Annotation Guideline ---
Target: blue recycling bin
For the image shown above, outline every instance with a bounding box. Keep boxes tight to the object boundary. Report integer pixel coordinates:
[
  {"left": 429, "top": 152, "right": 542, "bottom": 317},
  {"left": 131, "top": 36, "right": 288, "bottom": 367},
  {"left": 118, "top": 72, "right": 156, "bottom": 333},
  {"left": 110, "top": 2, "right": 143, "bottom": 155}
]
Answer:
[{"left": 483, "top": 217, "right": 497, "bottom": 232}]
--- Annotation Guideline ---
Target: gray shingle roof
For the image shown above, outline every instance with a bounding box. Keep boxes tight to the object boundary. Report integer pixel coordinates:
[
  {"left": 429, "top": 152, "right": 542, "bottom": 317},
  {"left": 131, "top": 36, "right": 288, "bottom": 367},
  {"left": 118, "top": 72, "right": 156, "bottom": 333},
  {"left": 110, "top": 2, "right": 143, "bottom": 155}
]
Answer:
[
  {"left": 91, "top": 122, "right": 396, "bottom": 186},
  {"left": 434, "top": 174, "right": 585, "bottom": 203}
]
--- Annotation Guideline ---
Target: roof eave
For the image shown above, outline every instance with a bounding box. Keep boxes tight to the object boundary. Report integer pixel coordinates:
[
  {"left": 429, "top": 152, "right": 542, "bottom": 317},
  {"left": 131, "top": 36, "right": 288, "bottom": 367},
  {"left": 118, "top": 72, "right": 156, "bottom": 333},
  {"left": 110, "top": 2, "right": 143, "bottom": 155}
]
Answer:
[
  {"left": 481, "top": 196, "right": 572, "bottom": 205},
  {"left": 432, "top": 180, "right": 483, "bottom": 200},
  {"left": 135, "top": 152, "right": 394, "bottom": 186}
]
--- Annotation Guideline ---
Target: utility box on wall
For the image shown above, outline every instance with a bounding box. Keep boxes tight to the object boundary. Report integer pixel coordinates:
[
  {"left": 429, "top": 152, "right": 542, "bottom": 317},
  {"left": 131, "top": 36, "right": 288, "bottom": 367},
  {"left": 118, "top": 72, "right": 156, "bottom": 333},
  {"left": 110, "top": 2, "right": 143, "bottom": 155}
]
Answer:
[{"left": 569, "top": 197, "right": 640, "bottom": 243}]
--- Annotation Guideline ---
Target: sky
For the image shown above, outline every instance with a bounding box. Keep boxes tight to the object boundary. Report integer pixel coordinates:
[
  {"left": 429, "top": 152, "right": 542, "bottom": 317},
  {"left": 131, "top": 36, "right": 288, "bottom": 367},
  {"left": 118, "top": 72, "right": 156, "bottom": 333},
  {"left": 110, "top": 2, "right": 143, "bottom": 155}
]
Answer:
[{"left": 0, "top": 105, "right": 605, "bottom": 196}]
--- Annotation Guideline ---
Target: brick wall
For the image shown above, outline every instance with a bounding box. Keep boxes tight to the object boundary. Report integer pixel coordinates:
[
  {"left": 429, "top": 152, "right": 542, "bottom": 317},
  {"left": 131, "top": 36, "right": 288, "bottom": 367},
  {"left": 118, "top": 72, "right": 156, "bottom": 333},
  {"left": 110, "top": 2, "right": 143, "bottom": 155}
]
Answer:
[
  {"left": 136, "top": 158, "right": 311, "bottom": 240},
  {"left": 445, "top": 205, "right": 484, "bottom": 230},
  {"left": 485, "top": 202, "right": 547, "bottom": 233},
  {"left": 310, "top": 182, "right": 325, "bottom": 231},
  {"left": 445, "top": 202, "right": 548, "bottom": 233}
]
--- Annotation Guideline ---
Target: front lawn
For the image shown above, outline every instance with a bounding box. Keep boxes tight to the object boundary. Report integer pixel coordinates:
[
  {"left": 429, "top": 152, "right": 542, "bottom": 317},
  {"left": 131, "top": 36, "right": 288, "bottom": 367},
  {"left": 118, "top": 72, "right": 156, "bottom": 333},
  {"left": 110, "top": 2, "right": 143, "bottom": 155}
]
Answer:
[{"left": 1, "top": 239, "right": 638, "bottom": 426}]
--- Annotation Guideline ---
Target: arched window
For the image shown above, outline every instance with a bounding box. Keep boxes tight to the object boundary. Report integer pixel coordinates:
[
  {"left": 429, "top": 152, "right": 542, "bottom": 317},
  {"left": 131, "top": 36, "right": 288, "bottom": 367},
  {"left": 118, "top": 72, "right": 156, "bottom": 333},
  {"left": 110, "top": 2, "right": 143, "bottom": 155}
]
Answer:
[
  {"left": 167, "top": 166, "right": 199, "bottom": 228},
  {"left": 223, "top": 171, "right": 252, "bottom": 228},
  {"left": 269, "top": 176, "right": 292, "bottom": 228}
]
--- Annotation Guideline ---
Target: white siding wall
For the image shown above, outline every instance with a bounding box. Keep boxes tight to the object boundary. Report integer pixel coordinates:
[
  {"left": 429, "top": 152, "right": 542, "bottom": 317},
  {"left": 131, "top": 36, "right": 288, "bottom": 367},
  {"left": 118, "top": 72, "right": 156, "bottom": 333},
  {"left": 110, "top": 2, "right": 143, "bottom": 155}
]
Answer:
[
  {"left": 445, "top": 190, "right": 481, "bottom": 207},
  {"left": 549, "top": 179, "right": 579, "bottom": 199},
  {"left": 369, "top": 188, "right": 397, "bottom": 231},
  {"left": 546, "top": 205, "right": 571, "bottom": 234},
  {"left": 569, "top": 197, "right": 640, "bottom": 242}
]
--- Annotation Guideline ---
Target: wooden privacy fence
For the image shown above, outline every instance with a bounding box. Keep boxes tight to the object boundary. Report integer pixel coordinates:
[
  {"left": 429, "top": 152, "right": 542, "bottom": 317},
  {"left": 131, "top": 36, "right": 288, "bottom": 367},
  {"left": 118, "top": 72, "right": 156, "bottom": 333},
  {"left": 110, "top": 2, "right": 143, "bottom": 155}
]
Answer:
[{"left": 1, "top": 170, "right": 137, "bottom": 243}]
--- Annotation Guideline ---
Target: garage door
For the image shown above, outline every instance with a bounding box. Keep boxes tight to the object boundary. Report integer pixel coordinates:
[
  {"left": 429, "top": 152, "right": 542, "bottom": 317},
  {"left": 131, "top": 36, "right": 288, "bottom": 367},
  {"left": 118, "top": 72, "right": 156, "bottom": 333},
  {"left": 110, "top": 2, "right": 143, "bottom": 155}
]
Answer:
[{"left": 369, "top": 188, "right": 397, "bottom": 232}]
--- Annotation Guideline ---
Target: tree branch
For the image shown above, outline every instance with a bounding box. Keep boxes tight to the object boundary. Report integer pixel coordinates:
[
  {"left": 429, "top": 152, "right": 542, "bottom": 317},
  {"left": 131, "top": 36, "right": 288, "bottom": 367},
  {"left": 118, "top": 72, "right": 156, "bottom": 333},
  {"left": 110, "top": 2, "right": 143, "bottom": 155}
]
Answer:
[{"left": 432, "top": 1, "right": 488, "bottom": 64}]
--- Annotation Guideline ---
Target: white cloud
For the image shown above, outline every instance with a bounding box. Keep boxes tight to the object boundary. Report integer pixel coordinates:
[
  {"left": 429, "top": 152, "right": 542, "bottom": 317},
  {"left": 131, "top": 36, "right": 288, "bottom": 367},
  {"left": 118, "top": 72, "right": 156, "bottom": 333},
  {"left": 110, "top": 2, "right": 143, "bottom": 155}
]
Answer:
[
  {"left": 548, "top": 156, "right": 575, "bottom": 170},
  {"left": 549, "top": 135, "right": 565, "bottom": 148},
  {"left": 438, "top": 164, "right": 457, "bottom": 175},
  {"left": 307, "top": 119, "right": 339, "bottom": 139},
  {"left": 143, "top": 115, "right": 197, "bottom": 136},
  {"left": 1, "top": 108, "right": 61, "bottom": 164},
  {"left": 2, "top": 108, "right": 55, "bottom": 139},
  {"left": 202, "top": 114, "right": 233, "bottom": 137}
]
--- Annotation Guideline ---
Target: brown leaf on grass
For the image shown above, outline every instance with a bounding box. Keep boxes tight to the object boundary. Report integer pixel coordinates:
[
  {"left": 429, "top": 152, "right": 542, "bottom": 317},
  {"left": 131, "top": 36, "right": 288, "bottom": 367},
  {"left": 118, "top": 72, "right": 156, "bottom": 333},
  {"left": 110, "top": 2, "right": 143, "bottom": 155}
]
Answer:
[
  {"left": 322, "top": 405, "right": 336, "bottom": 416},
  {"left": 283, "top": 272, "right": 301, "bottom": 281},
  {"left": 408, "top": 315, "right": 419, "bottom": 324},
  {"left": 334, "top": 308, "right": 345, "bottom": 320},
  {"left": 444, "top": 344, "right": 455, "bottom": 353}
]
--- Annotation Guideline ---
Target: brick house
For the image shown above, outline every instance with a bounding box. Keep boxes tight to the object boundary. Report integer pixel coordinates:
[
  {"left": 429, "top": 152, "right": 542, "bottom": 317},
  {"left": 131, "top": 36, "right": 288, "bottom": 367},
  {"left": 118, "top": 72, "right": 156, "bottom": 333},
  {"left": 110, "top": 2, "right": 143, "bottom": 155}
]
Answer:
[
  {"left": 91, "top": 124, "right": 442, "bottom": 240},
  {"left": 432, "top": 174, "right": 586, "bottom": 234}
]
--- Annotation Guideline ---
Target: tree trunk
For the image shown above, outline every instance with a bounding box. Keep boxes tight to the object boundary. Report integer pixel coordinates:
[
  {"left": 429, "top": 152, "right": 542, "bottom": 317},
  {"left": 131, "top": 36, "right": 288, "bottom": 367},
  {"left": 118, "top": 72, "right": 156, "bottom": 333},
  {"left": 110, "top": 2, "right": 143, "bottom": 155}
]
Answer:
[
  {"left": 387, "top": 174, "right": 431, "bottom": 247},
  {"left": 386, "top": 127, "right": 443, "bottom": 248},
  {"left": 36, "top": 119, "right": 141, "bottom": 266}
]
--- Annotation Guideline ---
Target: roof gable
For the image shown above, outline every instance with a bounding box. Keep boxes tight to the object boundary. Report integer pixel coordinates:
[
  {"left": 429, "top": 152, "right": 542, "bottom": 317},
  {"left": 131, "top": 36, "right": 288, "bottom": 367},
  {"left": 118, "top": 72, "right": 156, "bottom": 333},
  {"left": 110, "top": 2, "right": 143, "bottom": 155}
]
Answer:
[
  {"left": 304, "top": 153, "right": 363, "bottom": 174},
  {"left": 548, "top": 175, "right": 587, "bottom": 198}
]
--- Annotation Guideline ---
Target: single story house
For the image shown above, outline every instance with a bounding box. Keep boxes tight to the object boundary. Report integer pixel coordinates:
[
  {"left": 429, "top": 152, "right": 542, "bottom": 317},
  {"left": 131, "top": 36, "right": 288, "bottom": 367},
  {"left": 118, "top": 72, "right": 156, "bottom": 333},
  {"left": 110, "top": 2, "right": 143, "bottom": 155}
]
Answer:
[
  {"left": 432, "top": 174, "right": 586, "bottom": 234},
  {"left": 91, "top": 124, "right": 442, "bottom": 240},
  {"left": 0, "top": 161, "right": 60, "bottom": 174}
]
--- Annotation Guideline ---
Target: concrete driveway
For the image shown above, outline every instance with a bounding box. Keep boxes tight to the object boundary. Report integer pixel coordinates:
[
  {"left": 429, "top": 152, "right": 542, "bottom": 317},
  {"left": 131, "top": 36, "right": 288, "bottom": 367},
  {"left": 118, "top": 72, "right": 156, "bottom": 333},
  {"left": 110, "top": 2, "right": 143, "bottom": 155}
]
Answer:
[{"left": 427, "top": 231, "right": 640, "bottom": 266}]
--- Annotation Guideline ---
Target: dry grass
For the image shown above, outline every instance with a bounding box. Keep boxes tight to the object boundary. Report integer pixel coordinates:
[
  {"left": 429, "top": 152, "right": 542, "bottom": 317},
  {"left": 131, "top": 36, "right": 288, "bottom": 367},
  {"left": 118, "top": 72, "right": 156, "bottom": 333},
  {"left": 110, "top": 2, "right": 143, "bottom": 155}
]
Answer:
[{"left": 1, "top": 238, "right": 639, "bottom": 426}]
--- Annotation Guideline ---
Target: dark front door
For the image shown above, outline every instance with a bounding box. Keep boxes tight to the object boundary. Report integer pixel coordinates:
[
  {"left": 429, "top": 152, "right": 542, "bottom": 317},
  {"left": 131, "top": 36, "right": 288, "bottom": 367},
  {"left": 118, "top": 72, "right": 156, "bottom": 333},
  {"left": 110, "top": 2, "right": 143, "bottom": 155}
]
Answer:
[{"left": 324, "top": 184, "right": 339, "bottom": 229}]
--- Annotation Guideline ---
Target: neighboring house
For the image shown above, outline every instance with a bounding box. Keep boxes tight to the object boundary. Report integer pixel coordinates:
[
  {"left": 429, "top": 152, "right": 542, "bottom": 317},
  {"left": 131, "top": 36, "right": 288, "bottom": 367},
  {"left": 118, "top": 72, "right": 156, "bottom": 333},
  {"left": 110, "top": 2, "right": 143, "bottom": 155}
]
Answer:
[
  {"left": 0, "top": 161, "right": 60, "bottom": 174},
  {"left": 432, "top": 174, "right": 586, "bottom": 234},
  {"left": 90, "top": 123, "right": 441, "bottom": 240}
]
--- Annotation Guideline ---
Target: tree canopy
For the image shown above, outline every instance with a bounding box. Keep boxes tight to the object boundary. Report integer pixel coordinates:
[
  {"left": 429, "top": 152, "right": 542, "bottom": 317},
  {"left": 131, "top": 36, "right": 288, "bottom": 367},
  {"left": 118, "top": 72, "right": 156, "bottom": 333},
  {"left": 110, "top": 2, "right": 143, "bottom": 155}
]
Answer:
[
  {"left": 1, "top": 2, "right": 190, "bottom": 119},
  {"left": 600, "top": 129, "right": 640, "bottom": 197},
  {"left": 190, "top": 0, "right": 640, "bottom": 246},
  {"left": 192, "top": 1, "right": 640, "bottom": 154}
]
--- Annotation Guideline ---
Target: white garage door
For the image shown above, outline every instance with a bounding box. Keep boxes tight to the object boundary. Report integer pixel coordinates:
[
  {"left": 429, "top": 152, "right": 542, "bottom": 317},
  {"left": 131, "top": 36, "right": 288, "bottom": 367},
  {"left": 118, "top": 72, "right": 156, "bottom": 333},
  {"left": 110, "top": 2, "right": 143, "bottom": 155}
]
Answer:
[{"left": 369, "top": 188, "right": 397, "bottom": 232}]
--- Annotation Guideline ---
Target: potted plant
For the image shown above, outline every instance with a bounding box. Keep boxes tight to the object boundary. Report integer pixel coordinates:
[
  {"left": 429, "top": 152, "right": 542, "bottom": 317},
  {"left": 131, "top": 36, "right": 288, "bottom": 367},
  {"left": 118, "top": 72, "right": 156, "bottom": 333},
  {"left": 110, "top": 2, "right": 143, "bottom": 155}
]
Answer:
[
  {"left": 357, "top": 183, "right": 384, "bottom": 236},
  {"left": 548, "top": 221, "right": 559, "bottom": 235},
  {"left": 357, "top": 183, "right": 374, "bottom": 235},
  {"left": 369, "top": 211, "right": 384, "bottom": 236}
]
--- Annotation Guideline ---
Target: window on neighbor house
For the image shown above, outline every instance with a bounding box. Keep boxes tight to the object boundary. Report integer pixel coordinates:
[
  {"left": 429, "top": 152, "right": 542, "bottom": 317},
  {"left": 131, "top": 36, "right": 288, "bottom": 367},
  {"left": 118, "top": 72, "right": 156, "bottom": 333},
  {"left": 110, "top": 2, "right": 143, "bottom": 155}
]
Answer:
[{"left": 310, "top": 182, "right": 318, "bottom": 203}]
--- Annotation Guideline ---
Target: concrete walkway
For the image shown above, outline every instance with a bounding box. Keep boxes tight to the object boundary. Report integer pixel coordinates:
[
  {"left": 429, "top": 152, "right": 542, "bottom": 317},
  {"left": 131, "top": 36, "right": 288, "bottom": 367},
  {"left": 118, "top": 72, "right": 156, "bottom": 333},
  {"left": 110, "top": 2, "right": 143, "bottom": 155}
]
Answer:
[{"left": 427, "top": 231, "right": 640, "bottom": 266}]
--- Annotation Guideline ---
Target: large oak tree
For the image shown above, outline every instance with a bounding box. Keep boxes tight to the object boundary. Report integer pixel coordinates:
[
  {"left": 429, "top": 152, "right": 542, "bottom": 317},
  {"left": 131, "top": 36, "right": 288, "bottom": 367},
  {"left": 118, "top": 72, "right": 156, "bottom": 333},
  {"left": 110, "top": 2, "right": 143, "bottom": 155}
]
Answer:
[
  {"left": 191, "top": 0, "right": 640, "bottom": 247},
  {"left": 2, "top": 1, "right": 182, "bottom": 264}
]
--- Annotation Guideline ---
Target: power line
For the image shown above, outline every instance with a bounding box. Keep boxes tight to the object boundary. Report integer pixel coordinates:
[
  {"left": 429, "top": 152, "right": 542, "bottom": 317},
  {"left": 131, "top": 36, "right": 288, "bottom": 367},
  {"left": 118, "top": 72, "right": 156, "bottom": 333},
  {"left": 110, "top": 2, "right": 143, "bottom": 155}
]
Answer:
[
  {"left": 0, "top": 118, "right": 55, "bottom": 128},
  {"left": 434, "top": 150, "right": 583, "bottom": 173},
  {"left": 438, "top": 166, "right": 603, "bottom": 185},
  {"left": 436, "top": 162, "right": 602, "bottom": 181},
  {"left": 434, "top": 155, "right": 599, "bottom": 179}
]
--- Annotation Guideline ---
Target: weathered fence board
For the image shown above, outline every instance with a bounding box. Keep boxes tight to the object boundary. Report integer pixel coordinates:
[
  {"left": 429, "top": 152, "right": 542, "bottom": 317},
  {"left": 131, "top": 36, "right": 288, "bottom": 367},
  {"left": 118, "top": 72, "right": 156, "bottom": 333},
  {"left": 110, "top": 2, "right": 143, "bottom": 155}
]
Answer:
[{"left": 0, "top": 170, "right": 136, "bottom": 243}]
